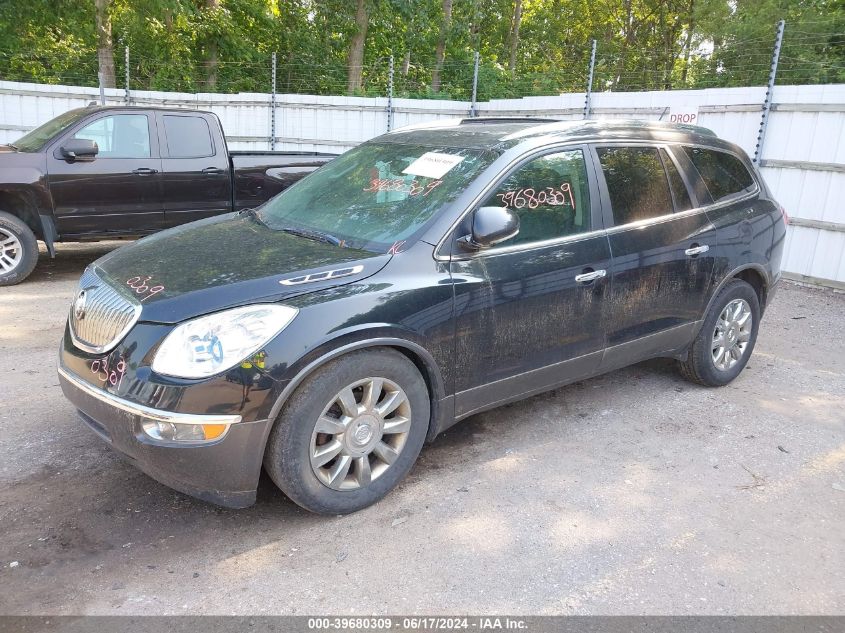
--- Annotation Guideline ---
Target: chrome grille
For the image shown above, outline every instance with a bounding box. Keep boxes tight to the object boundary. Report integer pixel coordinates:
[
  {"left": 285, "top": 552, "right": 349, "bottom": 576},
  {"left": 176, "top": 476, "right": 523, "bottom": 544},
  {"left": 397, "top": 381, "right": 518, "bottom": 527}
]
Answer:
[{"left": 69, "top": 268, "right": 141, "bottom": 354}]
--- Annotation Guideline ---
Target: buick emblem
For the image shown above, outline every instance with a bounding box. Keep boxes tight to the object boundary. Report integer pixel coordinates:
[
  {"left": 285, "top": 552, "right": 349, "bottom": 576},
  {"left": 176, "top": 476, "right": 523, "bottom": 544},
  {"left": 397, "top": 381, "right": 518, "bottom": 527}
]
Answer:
[{"left": 73, "top": 290, "right": 88, "bottom": 321}]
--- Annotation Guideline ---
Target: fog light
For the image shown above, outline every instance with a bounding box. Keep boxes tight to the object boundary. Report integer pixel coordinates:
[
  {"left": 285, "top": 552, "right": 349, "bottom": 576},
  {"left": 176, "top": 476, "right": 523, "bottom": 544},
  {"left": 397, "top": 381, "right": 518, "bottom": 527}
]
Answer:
[{"left": 141, "top": 421, "right": 229, "bottom": 442}]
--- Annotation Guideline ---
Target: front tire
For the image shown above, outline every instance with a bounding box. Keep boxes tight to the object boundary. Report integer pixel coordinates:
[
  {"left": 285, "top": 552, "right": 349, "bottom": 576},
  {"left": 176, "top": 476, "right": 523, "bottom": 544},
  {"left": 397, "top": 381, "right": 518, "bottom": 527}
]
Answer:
[
  {"left": 0, "top": 211, "right": 38, "bottom": 286},
  {"left": 264, "top": 348, "right": 430, "bottom": 514},
  {"left": 678, "top": 279, "right": 760, "bottom": 387}
]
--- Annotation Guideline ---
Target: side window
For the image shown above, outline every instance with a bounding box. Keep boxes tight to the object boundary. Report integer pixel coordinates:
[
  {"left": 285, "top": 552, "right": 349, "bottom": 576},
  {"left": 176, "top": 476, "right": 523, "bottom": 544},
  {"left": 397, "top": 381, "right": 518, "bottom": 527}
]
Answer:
[
  {"left": 163, "top": 115, "right": 213, "bottom": 158},
  {"left": 661, "top": 148, "right": 693, "bottom": 212},
  {"left": 481, "top": 149, "right": 591, "bottom": 246},
  {"left": 74, "top": 114, "right": 151, "bottom": 158},
  {"left": 596, "top": 147, "right": 673, "bottom": 225},
  {"left": 682, "top": 146, "right": 755, "bottom": 202}
]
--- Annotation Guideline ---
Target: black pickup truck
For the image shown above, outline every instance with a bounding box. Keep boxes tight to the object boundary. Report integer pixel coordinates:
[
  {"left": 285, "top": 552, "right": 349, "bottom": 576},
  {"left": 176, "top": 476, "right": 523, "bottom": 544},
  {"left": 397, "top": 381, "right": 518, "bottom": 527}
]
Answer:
[{"left": 0, "top": 105, "right": 335, "bottom": 285}]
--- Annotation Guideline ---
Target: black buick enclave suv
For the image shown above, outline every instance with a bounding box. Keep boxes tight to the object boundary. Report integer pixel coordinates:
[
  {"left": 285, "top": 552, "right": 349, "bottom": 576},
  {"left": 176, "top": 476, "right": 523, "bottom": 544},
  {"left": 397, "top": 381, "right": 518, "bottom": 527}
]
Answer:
[{"left": 58, "top": 118, "right": 787, "bottom": 513}]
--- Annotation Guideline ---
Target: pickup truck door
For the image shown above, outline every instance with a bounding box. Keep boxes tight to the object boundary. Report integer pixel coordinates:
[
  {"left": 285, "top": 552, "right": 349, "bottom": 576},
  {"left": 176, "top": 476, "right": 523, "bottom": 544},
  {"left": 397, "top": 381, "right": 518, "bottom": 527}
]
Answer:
[
  {"left": 156, "top": 112, "right": 233, "bottom": 226},
  {"left": 47, "top": 112, "right": 164, "bottom": 236}
]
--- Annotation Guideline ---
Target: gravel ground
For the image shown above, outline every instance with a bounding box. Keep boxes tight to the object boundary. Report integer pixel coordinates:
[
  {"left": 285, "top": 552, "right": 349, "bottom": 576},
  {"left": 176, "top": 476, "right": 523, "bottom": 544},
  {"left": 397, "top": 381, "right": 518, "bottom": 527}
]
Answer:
[{"left": 0, "top": 242, "right": 843, "bottom": 615}]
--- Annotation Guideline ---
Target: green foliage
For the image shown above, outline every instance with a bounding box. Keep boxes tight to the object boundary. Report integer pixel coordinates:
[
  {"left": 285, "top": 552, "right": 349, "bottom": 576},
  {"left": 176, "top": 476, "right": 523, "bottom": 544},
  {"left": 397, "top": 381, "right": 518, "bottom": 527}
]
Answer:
[{"left": 0, "top": 0, "right": 842, "bottom": 96}]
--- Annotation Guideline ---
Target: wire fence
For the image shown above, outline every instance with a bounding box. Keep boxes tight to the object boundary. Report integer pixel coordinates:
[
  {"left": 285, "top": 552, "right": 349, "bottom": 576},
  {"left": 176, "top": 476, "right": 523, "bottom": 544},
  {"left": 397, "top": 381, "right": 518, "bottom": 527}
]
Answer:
[{"left": 0, "top": 21, "right": 842, "bottom": 101}]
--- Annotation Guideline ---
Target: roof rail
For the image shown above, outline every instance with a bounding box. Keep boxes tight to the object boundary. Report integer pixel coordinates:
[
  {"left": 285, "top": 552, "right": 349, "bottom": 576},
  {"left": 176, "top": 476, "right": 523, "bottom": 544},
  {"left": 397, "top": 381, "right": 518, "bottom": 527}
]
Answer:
[
  {"left": 587, "top": 118, "right": 718, "bottom": 137},
  {"left": 459, "top": 117, "right": 560, "bottom": 125}
]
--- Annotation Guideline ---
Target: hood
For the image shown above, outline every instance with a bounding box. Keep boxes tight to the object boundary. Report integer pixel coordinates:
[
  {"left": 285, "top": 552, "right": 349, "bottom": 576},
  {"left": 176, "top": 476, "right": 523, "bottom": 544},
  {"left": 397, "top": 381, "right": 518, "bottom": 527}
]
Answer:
[
  {"left": 93, "top": 212, "right": 390, "bottom": 324},
  {"left": 0, "top": 145, "right": 17, "bottom": 153}
]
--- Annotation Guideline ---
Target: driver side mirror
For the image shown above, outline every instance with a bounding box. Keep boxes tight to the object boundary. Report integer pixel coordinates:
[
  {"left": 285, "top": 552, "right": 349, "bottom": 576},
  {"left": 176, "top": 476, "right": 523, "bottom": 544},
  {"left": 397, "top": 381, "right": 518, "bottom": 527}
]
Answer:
[
  {"left": 60, "top": 139, "right": 98, "bottom": 161},
  {"left": 459, "top": 206, "right": 520, "bottom": 250}
]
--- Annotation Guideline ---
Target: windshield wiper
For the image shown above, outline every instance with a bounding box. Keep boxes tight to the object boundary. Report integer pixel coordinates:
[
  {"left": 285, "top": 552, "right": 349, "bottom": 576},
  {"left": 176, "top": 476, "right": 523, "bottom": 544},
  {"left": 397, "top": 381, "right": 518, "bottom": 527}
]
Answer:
[
  {"left": 281, "top": 226, "right": 344, "bottom": 247},
  {"left": 6, "top": 143, "right": 18, "bottom": 150}
]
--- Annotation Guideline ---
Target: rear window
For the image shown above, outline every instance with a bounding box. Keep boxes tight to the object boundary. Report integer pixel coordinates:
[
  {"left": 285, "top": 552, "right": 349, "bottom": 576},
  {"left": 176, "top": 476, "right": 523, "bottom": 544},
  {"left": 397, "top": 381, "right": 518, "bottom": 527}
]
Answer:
[
  {"left": 682, "top": 147, "right": 755, "bottom": 202},
  {"left": 597, "top": 147, "right": 674, "bottom": 225},
  {"left": 163, "top": 115, "right": 213, "bottom": 158}
]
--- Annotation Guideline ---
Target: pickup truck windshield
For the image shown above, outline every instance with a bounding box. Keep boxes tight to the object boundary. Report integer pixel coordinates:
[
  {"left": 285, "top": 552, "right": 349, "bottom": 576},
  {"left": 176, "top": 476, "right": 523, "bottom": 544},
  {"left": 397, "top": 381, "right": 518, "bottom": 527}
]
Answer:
[
  {"left": 12, "top": 108, "right": 87, "bottom": 152},
  {"left": 257, "top": 141, "right": 497, "bottom": 253}
]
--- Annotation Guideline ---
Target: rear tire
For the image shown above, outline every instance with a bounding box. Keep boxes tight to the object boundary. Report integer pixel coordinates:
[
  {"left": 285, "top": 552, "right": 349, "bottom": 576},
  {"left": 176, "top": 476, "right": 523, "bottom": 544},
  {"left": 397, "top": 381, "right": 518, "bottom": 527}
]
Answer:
[
  {"left": 0, "top": 211, "right": 39, "bottom": 286},
  {"left": 264, "top": 348, "right": 430, "bottom": 514},
  {"left": 678, "top": 279, "right": 760, "bottom": 387}
]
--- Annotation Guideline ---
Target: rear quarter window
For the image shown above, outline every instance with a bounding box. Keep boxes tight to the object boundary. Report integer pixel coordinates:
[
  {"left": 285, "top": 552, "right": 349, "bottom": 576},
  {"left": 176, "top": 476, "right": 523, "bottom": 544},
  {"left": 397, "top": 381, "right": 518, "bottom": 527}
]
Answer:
[
  {"left": 660, "top": 148, "right": 693, "bottom": 212},
  {"left": 682, "top": 147, "right": 755, "bottom": 203}
]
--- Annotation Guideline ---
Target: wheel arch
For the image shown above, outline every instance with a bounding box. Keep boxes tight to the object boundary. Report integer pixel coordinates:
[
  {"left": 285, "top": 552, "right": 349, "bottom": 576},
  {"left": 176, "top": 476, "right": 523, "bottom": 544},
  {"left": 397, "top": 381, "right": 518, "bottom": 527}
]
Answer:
[
  {"left": 732, "top": 267, "right": 768, "bottom": 312},
  {"left": 701, "top": 263, "right": 770, "bottom": 328},
  {"left": 0, "top": 189, "right": 41, "bottom": 237},
  {"left": 262, "top": 335, "right": 449, "bottom": 451},
  {"left": 0, "top": 186, "right": 57, "bottom": 255}
]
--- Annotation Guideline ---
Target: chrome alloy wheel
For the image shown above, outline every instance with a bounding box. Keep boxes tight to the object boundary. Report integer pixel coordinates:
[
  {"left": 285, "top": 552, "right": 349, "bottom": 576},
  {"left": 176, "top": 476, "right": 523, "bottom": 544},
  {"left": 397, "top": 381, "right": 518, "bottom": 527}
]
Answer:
[
  {"left": 712, "top": 298, "right": 753, "bottom": 371},
  {"left": 310, "top": 377, "right": 412, "bottom": 491},
  {"left": 0, "top": 228, "right": 22, "bottom": 274}
]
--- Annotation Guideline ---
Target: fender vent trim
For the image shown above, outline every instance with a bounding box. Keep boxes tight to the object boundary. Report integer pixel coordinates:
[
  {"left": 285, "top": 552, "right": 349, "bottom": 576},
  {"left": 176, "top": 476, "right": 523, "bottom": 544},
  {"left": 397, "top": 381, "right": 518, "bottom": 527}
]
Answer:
[{"left": 279, "top": 265, "right": 364, "bottom": 286}]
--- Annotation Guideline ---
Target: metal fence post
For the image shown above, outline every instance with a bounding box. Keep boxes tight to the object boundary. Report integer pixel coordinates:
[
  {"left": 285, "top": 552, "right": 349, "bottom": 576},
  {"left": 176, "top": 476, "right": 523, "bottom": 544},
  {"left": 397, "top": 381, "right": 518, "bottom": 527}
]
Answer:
[
  {"left": 469, "top": 51, "right": 480, "bottom": 117},
  {"left": 124, "top": 46, "right": 130, "bottom": 104},
  {"left": 583, "top": 39, "right": 597, "bottom": 119},
  {"left": 754, "top": 20, "right": 785, "bottom": 165},
  {"left": 270, "top": 52, "right": 277, "bottom": 151},
  {"left": 387, "top": 55, "right": 394, "bottom": 132}
]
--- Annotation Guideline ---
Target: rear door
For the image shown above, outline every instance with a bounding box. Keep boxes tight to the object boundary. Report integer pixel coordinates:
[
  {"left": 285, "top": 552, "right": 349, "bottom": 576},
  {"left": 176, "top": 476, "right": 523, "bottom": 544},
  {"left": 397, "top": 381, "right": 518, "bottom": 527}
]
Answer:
[
  {"left": 593, "top": 144, "right": 718, "bottom": 369},
  {"left": 47, "top": 112, "right": 164, "bottom": 236},
  {"left": 448, "top": 146, "right": 611, "bottom": 418},
  {"left": 157, "top": 112, "right": 232, "bottom": 226},
  {"left": 673, "top": 145, "right": 763, "bottom": 286}
]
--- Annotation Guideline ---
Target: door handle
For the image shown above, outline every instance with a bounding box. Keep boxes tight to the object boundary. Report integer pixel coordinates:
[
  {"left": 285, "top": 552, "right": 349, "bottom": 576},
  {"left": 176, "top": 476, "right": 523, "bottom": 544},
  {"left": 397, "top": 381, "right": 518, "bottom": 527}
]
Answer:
[
  {"left": 202, "top": 167, "right": 223, "bottom": 175},
  {"left": 575, "top": 269, "right": 607, "bottom": 283},
  {"left": 685, "top": 244, "right": 710, "bottom": 257},
  {"left": 132, "top": 167, "right": 158, "bottom": 176}
]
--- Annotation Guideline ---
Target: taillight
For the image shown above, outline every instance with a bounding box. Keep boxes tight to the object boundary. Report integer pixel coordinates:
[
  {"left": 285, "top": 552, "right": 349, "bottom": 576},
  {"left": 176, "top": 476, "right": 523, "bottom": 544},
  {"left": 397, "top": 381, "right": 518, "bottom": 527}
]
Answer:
[{"left": 779, "top": 204, "right": 790, "bottom": 225}]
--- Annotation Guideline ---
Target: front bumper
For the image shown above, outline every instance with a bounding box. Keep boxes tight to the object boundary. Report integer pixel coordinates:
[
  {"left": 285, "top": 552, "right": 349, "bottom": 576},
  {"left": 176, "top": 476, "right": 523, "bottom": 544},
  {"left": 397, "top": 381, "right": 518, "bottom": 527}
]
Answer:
[{"left": 58, "top": 365, "right": 271, "bottom": 508}]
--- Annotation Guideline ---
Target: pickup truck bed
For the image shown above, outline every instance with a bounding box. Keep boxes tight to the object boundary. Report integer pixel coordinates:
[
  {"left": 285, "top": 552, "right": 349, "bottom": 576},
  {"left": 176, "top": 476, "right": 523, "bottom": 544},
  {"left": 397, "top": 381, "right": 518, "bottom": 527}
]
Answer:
[
  {"left": 0, "top": 105, "right": 336, "bottom": 285},
  {"left": 230, "top": 151, "right": 336, "bottom": 212}
]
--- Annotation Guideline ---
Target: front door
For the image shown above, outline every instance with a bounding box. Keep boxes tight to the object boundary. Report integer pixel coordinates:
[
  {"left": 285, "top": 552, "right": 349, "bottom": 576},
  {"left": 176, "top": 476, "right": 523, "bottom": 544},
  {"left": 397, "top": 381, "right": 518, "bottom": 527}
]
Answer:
[
  {"left": 448, "top": 147, "right": 611, "bottom": 419},
  {"left": 47, "top": 112, "right": 164, "bottom": 236},
  {"left": 593, "top": 144, "right": 718, "bottom": 370}
]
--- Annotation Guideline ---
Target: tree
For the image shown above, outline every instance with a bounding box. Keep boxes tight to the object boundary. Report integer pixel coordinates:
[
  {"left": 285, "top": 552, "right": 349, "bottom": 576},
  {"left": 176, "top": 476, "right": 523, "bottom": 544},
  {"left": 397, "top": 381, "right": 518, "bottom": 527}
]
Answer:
[
  {"left": 203, "top": 0, "right": 221, "bottom": 90},
  {"left": 347, "top": 0, "right": 369, "bottom": 92},
  {"left": 506, "top": 0, "right": 522, "bottom": 73},
  {"left": 94, "top": 0, "right": 116, "bottom": 87},
  {"left": 680, "top": 0, "right": 696, "bottom": 84},
  {"left": 0, "top": 0, "right": 842, "bottom": 98},
  {"left": 431, "top": 0, "right": 452, "bottom": 92}
]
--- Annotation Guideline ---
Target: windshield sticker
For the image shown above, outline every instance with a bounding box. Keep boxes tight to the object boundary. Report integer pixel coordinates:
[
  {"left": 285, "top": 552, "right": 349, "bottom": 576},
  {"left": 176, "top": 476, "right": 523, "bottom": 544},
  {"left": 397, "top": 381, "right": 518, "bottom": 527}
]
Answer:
[
  {"left": 126, "top": 276, "right": 165, "bottom": 302},
  {"left": 402, "top": 152, "right": 465, "bottom": 179},
  {"left": 363, "top": 178, "right": 443, "bottom": 197},
  {"left": 496, "top": 183, "right": 575, "bottom": 210}
]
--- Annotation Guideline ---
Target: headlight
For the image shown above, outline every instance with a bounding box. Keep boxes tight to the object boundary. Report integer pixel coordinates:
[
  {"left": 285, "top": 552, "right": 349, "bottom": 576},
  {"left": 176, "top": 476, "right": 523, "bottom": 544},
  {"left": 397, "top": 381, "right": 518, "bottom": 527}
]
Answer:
[{"left": 151, "top": 304, "right": 297, "bottom": 379}]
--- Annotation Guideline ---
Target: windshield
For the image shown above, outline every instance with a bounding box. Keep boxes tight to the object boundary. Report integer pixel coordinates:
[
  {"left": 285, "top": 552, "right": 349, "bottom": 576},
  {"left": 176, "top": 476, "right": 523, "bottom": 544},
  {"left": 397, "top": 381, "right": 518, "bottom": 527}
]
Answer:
[
  {"left": 257, "top": 141, "right": 497, "bottom": 253},
  {"left": 12, "top": 109, "right": 88, "bottom": 152}
]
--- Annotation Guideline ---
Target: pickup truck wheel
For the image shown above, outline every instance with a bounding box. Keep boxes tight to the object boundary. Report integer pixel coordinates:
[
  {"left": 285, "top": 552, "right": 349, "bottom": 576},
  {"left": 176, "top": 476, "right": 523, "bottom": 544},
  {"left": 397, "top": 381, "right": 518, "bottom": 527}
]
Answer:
[
  {"left": 678, "top": 279, "right": 760, "bottom": 387},
  {"left": 264, "top": 348, "right": 430, "bottom": 514},
  {"left": 0, "top": 212, "right": 38, "bottom": 286}
]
